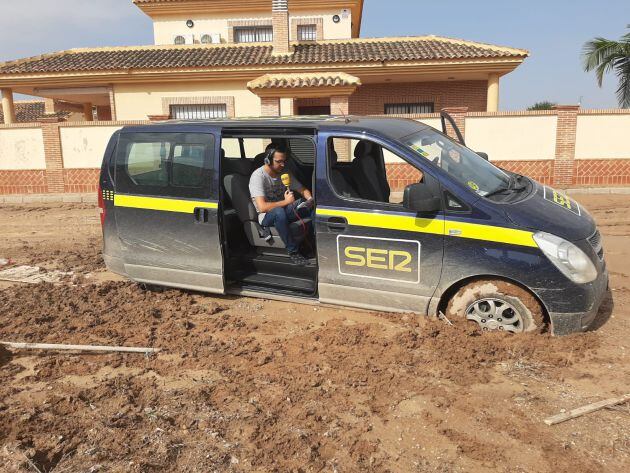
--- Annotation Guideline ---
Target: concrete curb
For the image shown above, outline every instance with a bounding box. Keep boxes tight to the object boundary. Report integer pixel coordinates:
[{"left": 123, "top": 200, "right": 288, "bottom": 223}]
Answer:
[
  {"left": 566, "top": 187, "right": 630, "bottom": 195},
  {"left": 0, "top": 193, "right": 97, "bottom": 204}
]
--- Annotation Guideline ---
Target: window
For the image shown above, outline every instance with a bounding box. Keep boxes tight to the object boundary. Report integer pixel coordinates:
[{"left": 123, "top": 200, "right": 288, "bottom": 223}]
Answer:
[
  {"left": 170, "top": 104, "right": 227, "bottom": 120},
  {"left": 126, "top": 142, "right": 170, "bottom": 187},
  {"left": 200, "top": 34, "right": 212, "bottom": 44},
  {"left": 172, "top": 144, "right": 207, "bottom": 187},
  {"left": 288, "top": 138, "right": 315, "bottom": 164},
  {"left": 234, "top": 26, "right": 273, "bottom": 43},
  {"left": 116, "top": 132, "right": 215, "bottom": 198},
  {"left": 297, "top": 24, "right": 317, "bottom": 41},
  {"left": 328, "top": 138, "right": 424, "bottom": 205},
  {"left": 384, "top": 103, "right": 435, "bottom": 115},
  {"left": 174, "top": 35, "right": 186, "bottom": 45}
]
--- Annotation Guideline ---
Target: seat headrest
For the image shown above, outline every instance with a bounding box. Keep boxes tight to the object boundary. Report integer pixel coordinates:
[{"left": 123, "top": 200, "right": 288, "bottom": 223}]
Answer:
[{"left": 354, "top": 140, "right": 374, "bottom": 159}]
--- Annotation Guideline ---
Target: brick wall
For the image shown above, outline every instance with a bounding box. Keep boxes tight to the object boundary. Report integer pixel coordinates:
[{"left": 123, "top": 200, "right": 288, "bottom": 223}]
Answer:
[
  {"left": 1, "top": 109, "right": 630, "bottom": 196},
  {"left": 349, "top": 81, "right": 488, "bottom": 115}
]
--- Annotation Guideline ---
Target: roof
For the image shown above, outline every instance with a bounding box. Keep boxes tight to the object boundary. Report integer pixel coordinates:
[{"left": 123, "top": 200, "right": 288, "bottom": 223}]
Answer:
[
  {"left": 0, "top": 36, "right": 528, "bottom": 76},
  {"left": 0, "top": 101, "right": 70, "bottom": 124},
  {"left": 247, "top": 72, "right": 360, "bottom": 90},
  {"left": 121, "top": 115, "right": 431, "bottom": 139}
]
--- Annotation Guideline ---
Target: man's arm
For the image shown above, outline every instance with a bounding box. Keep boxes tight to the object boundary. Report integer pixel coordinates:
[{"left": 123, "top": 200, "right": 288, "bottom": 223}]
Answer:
[{"left": 254, "top": 191, "right": 294, "bottom": 213}]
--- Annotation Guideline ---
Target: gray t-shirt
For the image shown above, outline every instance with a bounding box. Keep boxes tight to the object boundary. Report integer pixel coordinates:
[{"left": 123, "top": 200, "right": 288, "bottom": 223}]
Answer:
[{"left": 249, "top": 166, "right": 303, "bottom": 223}]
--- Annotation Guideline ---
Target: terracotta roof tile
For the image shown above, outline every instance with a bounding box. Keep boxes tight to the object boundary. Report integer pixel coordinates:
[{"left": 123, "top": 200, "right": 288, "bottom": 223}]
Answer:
[
  {"left": 0, "top": 101, "right": 71, "bottom": 124},
  {"left": 0, "top": 37, "right": 528, "bottom": 75},
  {"left": 248, "top": 72, "right": 360, "bottom": 89}
]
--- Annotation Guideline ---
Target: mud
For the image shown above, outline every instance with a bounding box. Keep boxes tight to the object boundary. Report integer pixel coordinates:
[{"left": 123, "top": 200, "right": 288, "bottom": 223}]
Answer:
[{"left": 0, "top": 196, "right": 629, "bottom": 472}]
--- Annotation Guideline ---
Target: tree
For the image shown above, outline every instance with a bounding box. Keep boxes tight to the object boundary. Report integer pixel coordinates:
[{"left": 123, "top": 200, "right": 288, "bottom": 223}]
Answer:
[
  {"left": 582, "top": 25, "right": 630, "bottom": 108},
  {"left": 527, "top": 101, "right": 557, "bottom": 111}
]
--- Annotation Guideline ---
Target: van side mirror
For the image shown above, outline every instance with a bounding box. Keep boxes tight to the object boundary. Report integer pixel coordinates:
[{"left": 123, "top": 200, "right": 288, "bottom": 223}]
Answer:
[
  {"left": 403, "top": 183, "right": 441, "bottom": 212},
  {"left": 477, "top": 152, "right": 489, "bottom": 160}
]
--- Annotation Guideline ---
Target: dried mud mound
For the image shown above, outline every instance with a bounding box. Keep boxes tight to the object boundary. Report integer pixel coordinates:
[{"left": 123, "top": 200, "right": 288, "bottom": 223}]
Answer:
[{"left": 0, "top": 282, "right": 604, "bottom": 472}]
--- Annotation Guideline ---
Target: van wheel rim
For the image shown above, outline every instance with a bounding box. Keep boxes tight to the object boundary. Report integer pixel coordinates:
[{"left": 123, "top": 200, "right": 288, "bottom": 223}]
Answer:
[{"left": 465, "top": 298, "right": 524, "bottom": 333}]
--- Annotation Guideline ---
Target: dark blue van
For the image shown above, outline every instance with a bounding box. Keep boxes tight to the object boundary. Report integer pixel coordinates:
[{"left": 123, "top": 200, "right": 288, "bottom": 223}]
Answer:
[{"left": 98, "top": 115, "right": 608, "bottom": 336}]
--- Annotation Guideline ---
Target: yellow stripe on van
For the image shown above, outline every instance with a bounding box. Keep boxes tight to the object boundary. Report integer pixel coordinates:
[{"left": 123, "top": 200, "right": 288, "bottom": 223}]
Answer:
[
  {"left": 317, "top": 207, "right": 536, "bottom": 248},
  {"left": 114, "top": 194, "right": 218, "bottom": 214}
]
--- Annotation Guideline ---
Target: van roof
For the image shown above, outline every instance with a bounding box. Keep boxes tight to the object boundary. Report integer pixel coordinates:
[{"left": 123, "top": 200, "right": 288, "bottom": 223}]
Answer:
[{"left": 120, "top": 116, "right": 431, "bottom": 140}]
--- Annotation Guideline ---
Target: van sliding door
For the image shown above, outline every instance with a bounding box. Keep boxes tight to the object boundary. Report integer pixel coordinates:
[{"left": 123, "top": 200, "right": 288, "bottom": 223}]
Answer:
[{"left": 113, "top": 128, "right": 224, "bottom": 293}]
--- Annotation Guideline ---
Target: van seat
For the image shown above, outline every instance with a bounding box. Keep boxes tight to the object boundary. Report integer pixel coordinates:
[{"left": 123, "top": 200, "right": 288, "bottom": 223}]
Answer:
[{"left": 223, "top": 173, "right": 310, "bottom": 249}]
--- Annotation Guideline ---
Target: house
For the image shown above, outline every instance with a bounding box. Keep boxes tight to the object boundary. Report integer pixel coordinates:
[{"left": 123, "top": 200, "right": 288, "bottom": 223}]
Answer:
[{"left": 0, "top": 0, "right": 528, "bottom": 124}]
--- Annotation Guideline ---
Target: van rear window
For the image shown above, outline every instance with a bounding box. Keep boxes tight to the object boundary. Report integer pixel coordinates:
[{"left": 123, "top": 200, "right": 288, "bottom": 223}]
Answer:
[{"left": 116, "top": 132, "right": 215, "bottom": 199}]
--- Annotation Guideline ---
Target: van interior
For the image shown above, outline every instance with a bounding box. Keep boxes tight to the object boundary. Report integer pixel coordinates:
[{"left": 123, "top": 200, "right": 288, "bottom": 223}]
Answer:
[
  {"left": 220, "top": 130, "right": 318, "bottom": 297},
  {"left": 219, "top": 129, "right": 411, "bottom": 298}
]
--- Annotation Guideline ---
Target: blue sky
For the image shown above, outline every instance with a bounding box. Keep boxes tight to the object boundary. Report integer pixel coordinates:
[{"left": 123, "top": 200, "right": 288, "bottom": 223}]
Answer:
[{"left": 0, "top": 0, "right": 628, "bottom": 109}]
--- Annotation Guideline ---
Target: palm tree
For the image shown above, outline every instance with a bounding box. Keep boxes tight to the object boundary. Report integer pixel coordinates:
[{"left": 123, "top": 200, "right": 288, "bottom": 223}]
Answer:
[{"left": 582, "top": 25, "right": 630, "bottom": 108}]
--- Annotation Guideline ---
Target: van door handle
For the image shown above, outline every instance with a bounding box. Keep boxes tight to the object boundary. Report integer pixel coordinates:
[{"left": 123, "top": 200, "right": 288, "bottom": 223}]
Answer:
[
  {"left": 326, "top": 216, "right": 347, "bottom": 232},
  {"left": 194, "top": 207, "right": 210, "bottom": 224}
]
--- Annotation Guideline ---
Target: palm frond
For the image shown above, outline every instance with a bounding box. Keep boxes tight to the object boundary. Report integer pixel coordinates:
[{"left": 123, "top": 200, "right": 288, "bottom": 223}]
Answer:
[{"left": 614, "top": 54, "right": 630, "bottom": 108}]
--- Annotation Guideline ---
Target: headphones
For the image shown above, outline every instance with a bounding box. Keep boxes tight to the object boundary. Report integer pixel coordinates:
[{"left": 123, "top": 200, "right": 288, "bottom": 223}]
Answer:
[{"left": 264, "top": 146, "right": 277, "bottom": 166}]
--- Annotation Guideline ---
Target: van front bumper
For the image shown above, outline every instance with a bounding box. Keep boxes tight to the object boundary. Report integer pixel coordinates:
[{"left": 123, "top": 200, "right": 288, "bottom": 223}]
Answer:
[{"left": 545, "top": 268, "right": 609, "bottom": 336}]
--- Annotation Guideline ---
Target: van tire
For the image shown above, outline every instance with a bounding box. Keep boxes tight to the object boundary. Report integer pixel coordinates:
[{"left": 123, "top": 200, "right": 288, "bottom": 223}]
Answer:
[{"left": 445, "top": 279, "right": 545, "bottom": 333}]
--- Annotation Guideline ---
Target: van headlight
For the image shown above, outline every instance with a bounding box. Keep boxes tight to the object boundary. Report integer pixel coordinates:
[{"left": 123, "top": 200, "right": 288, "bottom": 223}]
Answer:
[{"left": 533, "top": 232, "right": 597, "bottom": 284}]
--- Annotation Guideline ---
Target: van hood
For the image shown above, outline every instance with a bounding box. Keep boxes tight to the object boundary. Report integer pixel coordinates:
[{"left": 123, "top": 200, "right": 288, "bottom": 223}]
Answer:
[{"left": 505, "top": 182, "right": 596, "bottom": 242}]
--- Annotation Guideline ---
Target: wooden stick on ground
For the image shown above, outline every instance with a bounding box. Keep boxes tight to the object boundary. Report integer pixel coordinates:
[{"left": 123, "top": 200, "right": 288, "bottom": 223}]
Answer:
[
  {"left": 0, "top": 341, "right": 159, "bottom": 355},
  {"left": 544, "top": 393, "right": 630, "bottom": 426}
]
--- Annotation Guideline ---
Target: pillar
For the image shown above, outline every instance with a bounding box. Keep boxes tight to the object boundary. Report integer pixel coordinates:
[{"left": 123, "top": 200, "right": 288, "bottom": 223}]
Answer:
[
  {"left": 552, "top": 105, "right": 580, "bottom": 187},
  {"left": 330, "top": 95, "right": 349, "bottom": 116},
  {"left": 261, "top": 97, "right": 281, "bottom": 116},
  {"left": 83, "top": 103, "right": 94, "bottom": 121},
  {"left": 39, "top": 116, "right": 65, "bottom": 193},
  {"left": 1, "top": 88, "right": 16, "bottom": 124},
  {"left": 441, "top": 107, "right": 468, "bottom": 142},
  {"left": 487, "top": 73, "right": 500, "bottom": 112},
  {"left": 272, "top": 0, "right": 290, "bottom": 55}
]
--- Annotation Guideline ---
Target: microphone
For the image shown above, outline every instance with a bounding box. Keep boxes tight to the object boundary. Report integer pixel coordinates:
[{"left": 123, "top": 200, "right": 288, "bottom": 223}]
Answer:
[{"left": 281, "top": 173, "right": 291, "bottom": 190}]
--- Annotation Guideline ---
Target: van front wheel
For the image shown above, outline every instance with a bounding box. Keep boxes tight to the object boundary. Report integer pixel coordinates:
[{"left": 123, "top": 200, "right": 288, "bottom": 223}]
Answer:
[{"left": 445, "top": 279, "right": 545, "bottom": 333}]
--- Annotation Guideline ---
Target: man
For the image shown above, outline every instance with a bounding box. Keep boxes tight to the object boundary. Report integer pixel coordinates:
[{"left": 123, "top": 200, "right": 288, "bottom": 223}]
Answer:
[{"left": 249, "top": 146, "right": 314, "bottom": 265}]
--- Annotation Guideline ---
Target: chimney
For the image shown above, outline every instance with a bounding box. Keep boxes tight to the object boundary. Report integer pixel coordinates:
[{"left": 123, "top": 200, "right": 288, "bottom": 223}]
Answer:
[{"left": 272, "top": 0, "right": 291, "bottom": 55}]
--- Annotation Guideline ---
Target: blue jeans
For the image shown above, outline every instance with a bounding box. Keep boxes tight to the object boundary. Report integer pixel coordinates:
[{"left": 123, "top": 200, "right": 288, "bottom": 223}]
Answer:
[{"left": 261, "top": 201, "right": 314, "bottom": 253}]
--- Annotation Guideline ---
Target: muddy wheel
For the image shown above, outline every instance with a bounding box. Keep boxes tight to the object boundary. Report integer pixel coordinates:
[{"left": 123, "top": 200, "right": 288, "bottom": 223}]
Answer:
[{"left": 445, "top": 279, "right": 545, "bottom": 333}]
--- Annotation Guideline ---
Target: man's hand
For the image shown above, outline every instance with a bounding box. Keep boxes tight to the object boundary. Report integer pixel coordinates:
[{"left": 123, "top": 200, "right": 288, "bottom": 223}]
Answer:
[{"left": 283, "top": 190, "right": 295, "bottom": 205}]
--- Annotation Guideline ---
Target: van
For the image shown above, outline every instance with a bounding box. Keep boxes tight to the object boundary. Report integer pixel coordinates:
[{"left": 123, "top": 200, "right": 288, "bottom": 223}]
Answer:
[{"left": 98, "top": 114, "right": 608, "bottom": 336}]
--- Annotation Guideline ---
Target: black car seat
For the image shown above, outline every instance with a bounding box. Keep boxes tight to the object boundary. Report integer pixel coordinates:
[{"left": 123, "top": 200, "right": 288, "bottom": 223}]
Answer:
[
  {"left": 223, "top": 173, "right": 311, "bottom": 249},
  {"left": 351, "top": 140, "right": 391, "bottom": 202},
  {"left": 329, "top": 147, "right": 359, "bottom": 198}
]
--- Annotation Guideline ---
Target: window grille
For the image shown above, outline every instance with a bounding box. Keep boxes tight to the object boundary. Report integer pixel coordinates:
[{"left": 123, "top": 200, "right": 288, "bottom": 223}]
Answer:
[
  {"left": 384, "top": 102, "right": 435, "bottom": 115},
  {"left": 200, "top": 34, "right": 211, "bottom": 44},
  {"left": 174, "top": 35, "right": 186, "bottom": 45},
  {"left": 234, "top": 26, "right": 273, "bottom": 43},
  {"left": 297, "top": 24, "right": 317, "bottom": 41},
  {"left": 170, "top": 104, "right": 227, "bottom": 120}
]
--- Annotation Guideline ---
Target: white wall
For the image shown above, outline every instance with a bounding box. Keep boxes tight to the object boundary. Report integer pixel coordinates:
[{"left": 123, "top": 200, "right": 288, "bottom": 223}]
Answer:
[
  {"left": 465, "top": 115, "right": 557, "bottom": 161},
  {"left": 60, "top": 126, "right": 122, "bottom": 169},
  {"left": 0, "top": 128, "right": 46, "bottom": 170},
  {"left": 153, "top": 10, "right": 351, "bottom": 45},
  {"left": 575, "top": 114, "right": 630, "bottom": 160},
  {"left": 113, "top": 82, "right": 260, "bottom": 120}
]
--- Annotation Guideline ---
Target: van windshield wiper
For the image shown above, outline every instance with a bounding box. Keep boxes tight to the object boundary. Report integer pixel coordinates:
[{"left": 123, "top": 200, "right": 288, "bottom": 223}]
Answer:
[{"left": 484, "top": 174, "right": 528, "bottom": 198}]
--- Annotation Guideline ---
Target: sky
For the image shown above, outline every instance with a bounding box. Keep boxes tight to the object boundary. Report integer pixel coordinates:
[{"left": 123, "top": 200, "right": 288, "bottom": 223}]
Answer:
[{"left": 0, "top": 0, "right": 628, "bottom": 110}]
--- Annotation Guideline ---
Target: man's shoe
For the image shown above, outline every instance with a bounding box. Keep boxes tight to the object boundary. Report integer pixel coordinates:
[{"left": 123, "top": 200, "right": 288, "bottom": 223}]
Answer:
[{"left": 289, "top": 252, "right": 308, "bottom": 266}]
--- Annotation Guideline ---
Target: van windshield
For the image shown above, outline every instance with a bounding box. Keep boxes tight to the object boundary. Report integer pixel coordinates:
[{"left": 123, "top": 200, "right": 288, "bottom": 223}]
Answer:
[{"left": 402, "top": 129, "right": 511, "bottom": 197}]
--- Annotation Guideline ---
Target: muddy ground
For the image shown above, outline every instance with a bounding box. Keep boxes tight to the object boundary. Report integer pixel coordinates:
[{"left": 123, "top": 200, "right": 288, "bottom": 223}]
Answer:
[{"left": 0, "top": 196, "right": 628, "bottom": 472}]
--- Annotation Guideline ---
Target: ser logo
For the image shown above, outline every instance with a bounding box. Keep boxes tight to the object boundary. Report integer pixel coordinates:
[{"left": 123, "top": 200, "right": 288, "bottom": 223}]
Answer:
[
  {"left": 337, "top": 235, "right": 420, "bottom": 283},
  {"left": 543, "top": 187, "right": 581, "bottom": 216}
]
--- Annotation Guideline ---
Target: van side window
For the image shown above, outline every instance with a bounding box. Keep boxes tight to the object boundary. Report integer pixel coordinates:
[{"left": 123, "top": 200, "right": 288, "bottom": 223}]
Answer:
[
  {"left": 127, "top": 141, "right": 170, "bottom": 187},
  {"left": 327, "top": 137, "right": 424, "bottom": 205},
  {"left": 116, "top": 132, "right": 214, "bottom": 199}
]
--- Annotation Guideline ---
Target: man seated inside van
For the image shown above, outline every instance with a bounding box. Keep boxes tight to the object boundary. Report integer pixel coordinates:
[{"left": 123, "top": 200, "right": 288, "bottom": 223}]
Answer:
[{"left": 249, "top": 146, "right": 314, "bottom": 266}]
